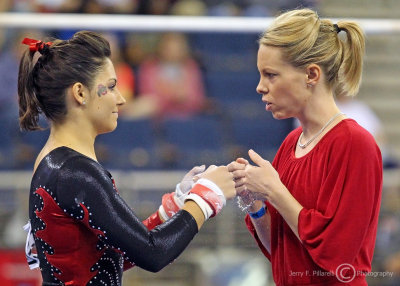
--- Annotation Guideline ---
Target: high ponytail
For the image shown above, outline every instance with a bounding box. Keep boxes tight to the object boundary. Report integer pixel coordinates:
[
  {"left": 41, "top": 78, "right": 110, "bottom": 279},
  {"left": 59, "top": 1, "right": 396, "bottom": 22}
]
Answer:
[
  {"left": 335, "top": 21, "right": 365, "bottom": 96},
  {"left": 18, "top": 48, "right": 44, "bottom": 131},
  {"left": 259, "top": 8, "right": 365, "bottom": 97},
  {"left": 17, "top": 31, "right": 111, "bottom": 131}
]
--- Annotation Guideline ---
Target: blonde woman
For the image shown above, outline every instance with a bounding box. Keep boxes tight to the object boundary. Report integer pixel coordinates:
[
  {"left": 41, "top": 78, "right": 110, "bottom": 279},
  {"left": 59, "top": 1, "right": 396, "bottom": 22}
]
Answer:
[{"left": 229, "top": 9, "right": 382, "bottom": 285}]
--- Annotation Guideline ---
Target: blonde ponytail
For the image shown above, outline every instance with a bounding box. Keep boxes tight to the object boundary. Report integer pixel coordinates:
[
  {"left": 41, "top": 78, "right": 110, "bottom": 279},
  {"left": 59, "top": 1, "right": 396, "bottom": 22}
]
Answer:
[
  {"left": 335, "top": 21, "right": 365, "bottom": 96},
  {"left": 259, "top": 8, "right": 365, "bottom": 96}
]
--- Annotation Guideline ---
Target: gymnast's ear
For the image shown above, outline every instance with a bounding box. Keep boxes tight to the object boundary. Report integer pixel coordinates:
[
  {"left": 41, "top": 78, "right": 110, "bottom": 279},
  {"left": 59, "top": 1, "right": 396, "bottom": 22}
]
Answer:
[{"left": 71, "top": 82, "right": 87, "bottom": 106}]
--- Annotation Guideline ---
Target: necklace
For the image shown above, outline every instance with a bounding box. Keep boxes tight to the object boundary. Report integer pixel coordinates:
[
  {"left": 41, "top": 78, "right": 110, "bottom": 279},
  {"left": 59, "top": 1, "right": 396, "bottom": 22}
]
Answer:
[{"left": 298, "top": 112, "right": 344, "bottom": 149}]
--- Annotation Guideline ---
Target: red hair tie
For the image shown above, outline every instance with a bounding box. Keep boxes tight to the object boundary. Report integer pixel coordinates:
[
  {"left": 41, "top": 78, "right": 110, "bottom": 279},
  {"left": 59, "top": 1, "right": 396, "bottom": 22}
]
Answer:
[{"left": 22, "top": 38, "right": 53, "bottom": 53}]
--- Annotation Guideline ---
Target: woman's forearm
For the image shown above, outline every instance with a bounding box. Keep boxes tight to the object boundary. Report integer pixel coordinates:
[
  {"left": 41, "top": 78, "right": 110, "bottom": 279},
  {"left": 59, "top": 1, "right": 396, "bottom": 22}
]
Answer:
[{"left": 248, "top": 200, "right": 272, "bottom": 254}]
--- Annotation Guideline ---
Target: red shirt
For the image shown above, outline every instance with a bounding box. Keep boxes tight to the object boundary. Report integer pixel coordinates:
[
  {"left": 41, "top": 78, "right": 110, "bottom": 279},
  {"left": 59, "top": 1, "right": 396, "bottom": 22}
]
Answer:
[{"left": 246, "top": 119, "right": 382, "bottom": 285}]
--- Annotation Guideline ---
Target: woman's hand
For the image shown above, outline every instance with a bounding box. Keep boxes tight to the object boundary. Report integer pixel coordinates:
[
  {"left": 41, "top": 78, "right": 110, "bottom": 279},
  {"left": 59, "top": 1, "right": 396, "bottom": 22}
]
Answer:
[
  {"left": 227, "top": 158, "right": 248, "bottom": 197},
  {"left": 231, "top": 150, "right": 284, "bottom": 203},
  {"left": 230, "top": 150, "right": 303, "bottom": 241}
]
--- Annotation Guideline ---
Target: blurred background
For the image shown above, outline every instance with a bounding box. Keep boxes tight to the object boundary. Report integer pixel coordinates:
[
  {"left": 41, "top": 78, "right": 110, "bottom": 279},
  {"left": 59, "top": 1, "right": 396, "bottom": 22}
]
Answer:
[{"left": 0, "top": 0, "right": 399, "bottom": 285}]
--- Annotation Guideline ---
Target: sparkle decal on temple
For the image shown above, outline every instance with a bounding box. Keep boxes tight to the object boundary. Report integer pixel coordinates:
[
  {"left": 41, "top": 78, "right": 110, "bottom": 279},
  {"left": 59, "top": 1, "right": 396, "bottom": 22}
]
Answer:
[{"left": 97, "top": 84, "right": 108, "bottom": 97}]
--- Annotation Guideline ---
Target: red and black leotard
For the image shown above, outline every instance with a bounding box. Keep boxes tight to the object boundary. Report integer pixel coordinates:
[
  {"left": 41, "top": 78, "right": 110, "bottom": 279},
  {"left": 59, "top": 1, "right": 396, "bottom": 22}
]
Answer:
[{"left": 28, "top": 146, "right": 198, "bottom": 285}]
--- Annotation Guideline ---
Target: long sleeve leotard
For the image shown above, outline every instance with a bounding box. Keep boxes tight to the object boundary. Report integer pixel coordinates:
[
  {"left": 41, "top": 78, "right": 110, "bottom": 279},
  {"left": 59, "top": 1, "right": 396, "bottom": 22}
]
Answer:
[{"left": 28, "top": 146, "right": 198, "bottom": 285}]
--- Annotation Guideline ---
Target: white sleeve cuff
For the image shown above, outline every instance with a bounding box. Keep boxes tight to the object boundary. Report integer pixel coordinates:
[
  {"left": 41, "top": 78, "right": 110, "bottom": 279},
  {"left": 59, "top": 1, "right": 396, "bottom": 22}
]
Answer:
[
  {"left": 195, "top": 178, "right": 226, "bottom": 206},
  {"left": 185, "top": 193, "right": 213, "bottom": 220}
]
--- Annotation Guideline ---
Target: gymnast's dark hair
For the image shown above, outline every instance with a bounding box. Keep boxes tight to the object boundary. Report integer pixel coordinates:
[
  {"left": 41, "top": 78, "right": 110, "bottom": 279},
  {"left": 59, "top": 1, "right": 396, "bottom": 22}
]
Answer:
[{"left": 18, "top": 31, "right": 111, "bottom": 131}]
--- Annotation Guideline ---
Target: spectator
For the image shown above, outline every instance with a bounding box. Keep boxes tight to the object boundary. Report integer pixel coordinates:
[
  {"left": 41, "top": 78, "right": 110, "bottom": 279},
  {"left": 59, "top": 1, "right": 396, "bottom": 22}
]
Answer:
[
  {"left": 0, "top": 29, "right": 48, "bottom": 168},
  {"left": 170, "top": 0, "right": 207, "bottom": 16},
  {"left": 137, "top": 32, "right": 207, "bottom": 120},
  {"left": 0, "top": 29, "right": 25, "bottom": 121},
  {"left": 124, "top": 33, "right": 159, "bottom": 70},
  {"left": 136, "top": 0, "right": 176, "bottom": 15},
  {"left": 105, "top": 32, "right": 159, "bottom": 120},
  {"left": 82, "top": 0, "right": 139, "bottom": 14},
  {"left": 207, "top": 2, "right": 241, "bottom": 17},
  {"left": 0, "top": 0, "right": 12, "bottom": 11},
  {"left": 103, "top": 33, "right": 135, "bottom": 105},
  {"left": 33, "top": 0, "right": 83, "bottom": 13}
]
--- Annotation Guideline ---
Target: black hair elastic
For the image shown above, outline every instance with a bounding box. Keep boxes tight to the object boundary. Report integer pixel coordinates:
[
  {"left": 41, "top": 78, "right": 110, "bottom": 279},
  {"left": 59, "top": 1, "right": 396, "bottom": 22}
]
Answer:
[
  {"left": 333, "top": 24, "right": 342, "bottom": 33},
  {"left": 39, "top": 43, "right": 51, "bottom": 55}
]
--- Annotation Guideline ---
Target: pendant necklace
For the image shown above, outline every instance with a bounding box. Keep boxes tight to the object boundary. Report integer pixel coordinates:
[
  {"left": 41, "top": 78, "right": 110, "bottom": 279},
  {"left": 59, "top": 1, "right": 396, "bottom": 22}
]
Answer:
[{"left": 298, "top": 112, "right": 344, "bottom": 149}]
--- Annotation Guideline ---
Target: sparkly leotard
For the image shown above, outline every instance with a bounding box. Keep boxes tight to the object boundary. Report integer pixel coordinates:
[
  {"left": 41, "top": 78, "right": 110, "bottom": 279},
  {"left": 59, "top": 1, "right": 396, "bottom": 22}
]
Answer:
[{"left": 28, "top": 146, "right": 198, "bottom": 285}]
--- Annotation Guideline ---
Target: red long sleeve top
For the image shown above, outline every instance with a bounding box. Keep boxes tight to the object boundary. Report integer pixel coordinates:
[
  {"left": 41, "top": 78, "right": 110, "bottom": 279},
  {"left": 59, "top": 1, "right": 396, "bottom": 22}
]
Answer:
[{"left": 245, "top": 119, "right": 383, "bottom": 285}]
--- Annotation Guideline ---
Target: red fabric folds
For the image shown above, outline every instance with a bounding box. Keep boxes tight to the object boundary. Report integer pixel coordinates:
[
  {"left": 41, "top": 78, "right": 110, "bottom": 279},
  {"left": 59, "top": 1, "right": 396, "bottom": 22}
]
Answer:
[{"left": 245, "top": 119, "right": 382, "bottom": 285}]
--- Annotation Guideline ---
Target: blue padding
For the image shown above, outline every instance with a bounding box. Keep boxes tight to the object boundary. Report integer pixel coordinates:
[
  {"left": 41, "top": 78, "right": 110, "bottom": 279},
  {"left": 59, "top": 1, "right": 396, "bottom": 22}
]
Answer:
[
  {"left": 160, "top": 116, "right": 226, "bottom": 168},
  {"left": 162, "top": 116, "right": 223, "bottom": 149},
  {"left": 230, "top": 113, "right": 294, "bottom": 155},
  {"left": 205, "top": 72, "right": 259, "bottom": 101}
]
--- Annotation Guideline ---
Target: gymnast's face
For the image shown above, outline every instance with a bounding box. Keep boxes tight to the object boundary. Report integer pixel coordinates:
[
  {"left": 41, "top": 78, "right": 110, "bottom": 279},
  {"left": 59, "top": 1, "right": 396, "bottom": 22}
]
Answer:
[
  {"left": 86, "top": 58, "right": 126, "bottom": 135},
  {"left": 256, "top": 45, "right": 309, "bottom": 119}
]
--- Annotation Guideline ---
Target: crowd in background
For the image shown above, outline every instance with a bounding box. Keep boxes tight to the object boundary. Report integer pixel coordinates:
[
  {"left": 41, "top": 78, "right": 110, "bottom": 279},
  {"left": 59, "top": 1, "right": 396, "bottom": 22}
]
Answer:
[
  {"left": 0, "top": 0, "right": 318, "bottom": 17},
  {"left": 0, "top": 0, "right": 320, "bottom": 170}
]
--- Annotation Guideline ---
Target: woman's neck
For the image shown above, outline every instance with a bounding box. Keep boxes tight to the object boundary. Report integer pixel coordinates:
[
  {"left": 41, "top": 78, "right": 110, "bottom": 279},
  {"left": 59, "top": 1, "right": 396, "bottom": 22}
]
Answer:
[
  {"left": 33, "top": 122, "right": 97, "bottom": 173},
  {"left": 297, "top": 90, "right": 341, "bottom": 137},
  {"left": 46, "top": 121, "right": 97, "bottom": 161}
]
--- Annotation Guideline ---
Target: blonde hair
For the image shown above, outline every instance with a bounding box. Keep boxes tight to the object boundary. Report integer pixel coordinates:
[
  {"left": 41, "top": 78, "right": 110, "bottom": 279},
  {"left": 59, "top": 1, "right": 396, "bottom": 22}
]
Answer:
[{"left": 259, "top": 9, "right": 365, "bottom": 96}]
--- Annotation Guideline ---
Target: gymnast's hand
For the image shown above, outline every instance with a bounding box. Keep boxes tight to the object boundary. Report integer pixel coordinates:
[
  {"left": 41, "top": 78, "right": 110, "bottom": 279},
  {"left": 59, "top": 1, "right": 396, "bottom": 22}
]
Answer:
[
  {"left": 158, "top": 165, "right": 235, "bottom": 221},
  {"left": 199, "top": 165, "right": 236, "bottom": 200},
  {"left": 158, "top": 165, "right": 205, "bottom": 221},
  {"left": 184, "top": 165, "right": 236, "bottom": 219},
  {"left": 176, "top": 165, "right": 206, "bottom": 204}
]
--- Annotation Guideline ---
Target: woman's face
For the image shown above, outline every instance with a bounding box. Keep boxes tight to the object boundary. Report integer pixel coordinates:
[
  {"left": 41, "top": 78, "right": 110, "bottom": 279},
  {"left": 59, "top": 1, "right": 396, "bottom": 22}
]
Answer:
[
  {"left": 86, "top": 58, "right": 126, "bottom": 134},
  {"left": 256, "top": 45, "right": 309, "bottom": 119}
]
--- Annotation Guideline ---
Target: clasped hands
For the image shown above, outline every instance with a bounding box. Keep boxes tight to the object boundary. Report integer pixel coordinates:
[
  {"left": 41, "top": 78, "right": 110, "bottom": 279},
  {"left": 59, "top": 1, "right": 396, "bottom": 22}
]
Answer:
[
  {"left": 160, "top": 149, "right": 282, "bottom": 221},
  {"left": 188, "top": 149, "right": 281, "bottom": 210},
  {"left": 227, "top": 149, "right": 282, "bottom": 208}
]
